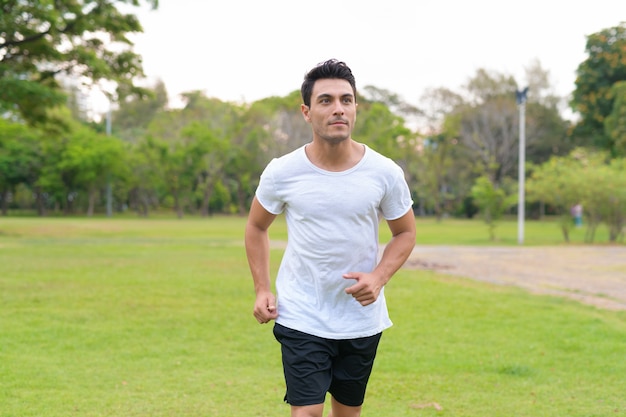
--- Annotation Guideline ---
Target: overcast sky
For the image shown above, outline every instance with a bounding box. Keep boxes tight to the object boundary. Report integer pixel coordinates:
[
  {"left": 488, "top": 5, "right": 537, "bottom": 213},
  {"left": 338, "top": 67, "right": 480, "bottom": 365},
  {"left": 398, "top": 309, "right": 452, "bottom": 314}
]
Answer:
[{"left": 124, "top": 0, "right": 625, "bottom": 110}]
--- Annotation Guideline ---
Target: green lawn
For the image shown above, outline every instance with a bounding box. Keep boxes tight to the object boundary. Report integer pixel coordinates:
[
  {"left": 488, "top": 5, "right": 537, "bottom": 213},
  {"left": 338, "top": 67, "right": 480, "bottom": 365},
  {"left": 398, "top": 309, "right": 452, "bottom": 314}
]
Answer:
[{"left": 0, "top": 216, "right": 624, "bottom": 416}]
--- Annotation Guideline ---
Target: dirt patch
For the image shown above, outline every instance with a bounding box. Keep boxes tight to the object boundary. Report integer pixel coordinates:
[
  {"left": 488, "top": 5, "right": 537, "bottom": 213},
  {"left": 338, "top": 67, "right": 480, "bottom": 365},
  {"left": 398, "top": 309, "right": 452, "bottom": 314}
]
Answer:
[{"left": 405, "top": 245, "right": 626, "bottom": 311}]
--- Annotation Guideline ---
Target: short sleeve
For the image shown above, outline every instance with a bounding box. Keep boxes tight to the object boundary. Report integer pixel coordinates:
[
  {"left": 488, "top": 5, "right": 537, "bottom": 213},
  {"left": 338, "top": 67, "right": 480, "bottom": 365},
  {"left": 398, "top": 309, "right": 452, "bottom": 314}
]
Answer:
[
  {"left": 380, "top": 164, "right": 413, "bottom": 220},
  {"left": 255, "top": 159, "right": 285, "bottom": 215}
]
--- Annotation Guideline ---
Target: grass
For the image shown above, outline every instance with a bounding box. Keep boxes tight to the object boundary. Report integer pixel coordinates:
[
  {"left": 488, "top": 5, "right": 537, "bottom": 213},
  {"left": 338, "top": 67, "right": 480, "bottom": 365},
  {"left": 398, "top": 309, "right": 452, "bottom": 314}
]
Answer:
[{"left": 0, "top": 216, "right": 624, "bottom": 416}]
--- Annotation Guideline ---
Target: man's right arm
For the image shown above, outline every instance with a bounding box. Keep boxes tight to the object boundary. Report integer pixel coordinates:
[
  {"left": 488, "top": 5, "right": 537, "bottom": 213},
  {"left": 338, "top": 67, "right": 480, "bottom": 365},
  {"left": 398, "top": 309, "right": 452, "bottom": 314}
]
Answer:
[{"left": 245, "top": 196, "right": 278, "bottom": 324}]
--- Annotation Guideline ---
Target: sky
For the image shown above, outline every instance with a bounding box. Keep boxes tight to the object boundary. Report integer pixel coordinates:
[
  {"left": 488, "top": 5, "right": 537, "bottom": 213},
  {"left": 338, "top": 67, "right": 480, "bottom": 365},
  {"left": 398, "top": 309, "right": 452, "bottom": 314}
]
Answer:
[{"left": 117, "top": 0, "right": 626, "bottom": 113}]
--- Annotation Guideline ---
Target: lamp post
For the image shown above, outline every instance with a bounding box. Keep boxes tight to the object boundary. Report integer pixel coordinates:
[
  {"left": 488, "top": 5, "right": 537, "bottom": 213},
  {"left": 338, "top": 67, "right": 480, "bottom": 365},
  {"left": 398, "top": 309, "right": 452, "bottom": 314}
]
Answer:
[{"left": 515, "top": 87, "right": 528, "bottom": 245}]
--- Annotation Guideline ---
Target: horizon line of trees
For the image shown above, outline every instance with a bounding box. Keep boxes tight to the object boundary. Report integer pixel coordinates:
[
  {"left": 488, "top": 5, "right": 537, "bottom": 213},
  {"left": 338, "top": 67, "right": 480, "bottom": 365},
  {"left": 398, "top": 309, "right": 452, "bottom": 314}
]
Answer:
[{"left": 1, "top": 2, "right": 625, "bottom": 243}]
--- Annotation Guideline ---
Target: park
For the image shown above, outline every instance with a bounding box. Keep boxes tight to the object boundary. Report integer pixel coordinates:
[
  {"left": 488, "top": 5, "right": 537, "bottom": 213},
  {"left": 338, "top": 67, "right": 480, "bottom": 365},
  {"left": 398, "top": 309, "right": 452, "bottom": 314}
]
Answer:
[{"left": 2, "top": 2, "right": 626, "bottom": 416}]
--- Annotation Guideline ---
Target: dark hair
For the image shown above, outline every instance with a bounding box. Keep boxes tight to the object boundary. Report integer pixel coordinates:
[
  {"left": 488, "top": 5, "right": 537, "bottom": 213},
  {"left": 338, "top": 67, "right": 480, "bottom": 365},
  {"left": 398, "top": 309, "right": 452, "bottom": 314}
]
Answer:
[{"left": 301, "top": 59, "right": 357, "bottom": 107}]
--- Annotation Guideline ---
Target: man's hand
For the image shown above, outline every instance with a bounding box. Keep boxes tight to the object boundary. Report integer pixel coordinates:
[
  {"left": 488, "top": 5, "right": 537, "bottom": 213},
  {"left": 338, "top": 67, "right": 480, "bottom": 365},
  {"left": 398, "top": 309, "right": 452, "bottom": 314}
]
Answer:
[
  {"left": 343, "top": 272, "right": 384, "bottom": 306},
  {"left": 253, "top": 291, "right": 278, "bottom": 324}
]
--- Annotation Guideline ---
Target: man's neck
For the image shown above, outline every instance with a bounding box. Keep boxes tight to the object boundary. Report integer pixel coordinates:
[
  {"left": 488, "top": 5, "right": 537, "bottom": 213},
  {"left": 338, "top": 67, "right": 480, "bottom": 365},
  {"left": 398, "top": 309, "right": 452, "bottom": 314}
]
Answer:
[{"left": 305, "top": 139, "right": 365, "bottom": 172}]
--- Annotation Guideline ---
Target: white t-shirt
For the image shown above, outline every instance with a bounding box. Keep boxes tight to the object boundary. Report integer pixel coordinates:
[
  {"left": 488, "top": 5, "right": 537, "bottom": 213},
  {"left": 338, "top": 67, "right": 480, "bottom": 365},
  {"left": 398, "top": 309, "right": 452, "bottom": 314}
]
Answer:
[{"left": 255, "top": 144, "right": 413, "bottom": 339}]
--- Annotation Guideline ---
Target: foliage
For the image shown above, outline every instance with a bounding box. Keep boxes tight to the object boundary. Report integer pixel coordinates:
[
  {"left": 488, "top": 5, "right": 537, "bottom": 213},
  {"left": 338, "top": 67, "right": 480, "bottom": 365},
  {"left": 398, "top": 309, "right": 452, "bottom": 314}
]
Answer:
[
  {"left": 570, "top": 23, "right": 626, "bottom": 154},
  {"left": 604, "top": 80, "right": 626, "bottom": 156},
  {"left": 444, "top": 68, "right": 569, "bottom": 190},
  {"left": 110, "top": 78, "right": 169, "bottom": 141},
  {"left": 0, "top": 118, "right": 41, "bottom": 214},
  {"left": 414, "top": 87, "right": 474, "bottom": 218},
  {"left": 412, "top": 133, "right": 457, "bottom": 220},
  {"left": 5, "top": 14, "right": 624, "bottom": 227},
  {"left": 0, "top": 0, "right": 158, "bottom": 125},
  {"left": 470, "top": 176, "right": 517, "bottom": 241},
  {"left": 354, "top": 100, "right": 416, "bottom": 162},
  {"left": 526, "top": 148, "right": 626, "bottom": 243},
  {"left": 39, "top": 108, "right": 126, "bottom": 215}
]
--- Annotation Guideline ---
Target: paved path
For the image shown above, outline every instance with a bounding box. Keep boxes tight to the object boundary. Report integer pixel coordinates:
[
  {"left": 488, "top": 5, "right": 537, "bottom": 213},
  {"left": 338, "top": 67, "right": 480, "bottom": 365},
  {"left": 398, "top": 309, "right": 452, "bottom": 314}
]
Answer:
[{"left": 404, "top": 245, "right": 626, "bottom": 311}]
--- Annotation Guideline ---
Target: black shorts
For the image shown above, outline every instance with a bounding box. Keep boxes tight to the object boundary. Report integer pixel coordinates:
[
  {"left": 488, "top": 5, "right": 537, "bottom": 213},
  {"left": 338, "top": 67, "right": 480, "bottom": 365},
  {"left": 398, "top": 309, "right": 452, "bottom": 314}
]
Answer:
[{"left": 273, "top": 323, "right": 382, "bottom": 407}]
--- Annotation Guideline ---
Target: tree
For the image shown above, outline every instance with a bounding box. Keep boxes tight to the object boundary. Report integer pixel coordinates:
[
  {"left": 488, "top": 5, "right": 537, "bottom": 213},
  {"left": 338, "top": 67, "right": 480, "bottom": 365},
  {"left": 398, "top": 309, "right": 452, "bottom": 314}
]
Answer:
[
  {"left": 180, "top": 122, "right": 228, "bottom": 216},
  {"left": 136, "top": 92, "right": 246, "bottom": 217},
  {"left": 362, "top": 85, "right": 424, "bottom": 130},
  {"left": 354, "top": 100, "right": 414, "bottom": 162},
  {"left": 526, "top": 148, "right": 625, "bottom": 243},
  {"left": 571, "top": 23, "right": 626, "bottom": 155},
  {"left": 0, "top": 119, "right": 41, "bottom": 215},
  {"left": 59, "top": 124, "right": 126, "bottom": 216},
  {"left": 412, "top": 87, "right": 467, "bottom": 219},
  {"left": 446, "top": 67, "right": 570, "bottom": 194},
  {"left": 248, "top": 91, "right": 310, "bottom": 159},
  {"left": 126, "top": 136, "right": 165, "bottom": 216},
  {"left": 111, "top": 78, "right": 169, "bottom": 142},
  {"left": 0, "top": 0, "right": 158, "bottom": 125},
  {"left": 23, "top": 107, "right": 127, "bottom": 215},
  {"left": 456, "top": 95, "right": 519, "bottom": 185},
  {"left": 526, "top": 155, "right": 583, "bottom": 242},
  {"left": 470, "top": 175, "right": 516, "bottom": 241},
  {"left": 522, "top": 60, "right": 573, "bottom": 163},
  {"left": 604, "top": 81, "right": 626, "bottom": 156}
]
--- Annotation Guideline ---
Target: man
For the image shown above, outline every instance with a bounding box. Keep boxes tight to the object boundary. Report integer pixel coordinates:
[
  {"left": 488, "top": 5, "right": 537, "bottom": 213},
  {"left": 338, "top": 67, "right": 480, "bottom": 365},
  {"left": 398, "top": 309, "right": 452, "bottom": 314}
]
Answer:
[{"left": 245, "top": 59, "right": 416, "bottom": 417}]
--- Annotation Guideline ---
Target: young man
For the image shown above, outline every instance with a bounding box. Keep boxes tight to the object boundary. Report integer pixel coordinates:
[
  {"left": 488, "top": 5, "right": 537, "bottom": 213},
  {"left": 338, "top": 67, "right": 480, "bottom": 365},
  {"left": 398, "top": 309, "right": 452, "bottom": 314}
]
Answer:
[{"left": 245, "top": 59, "right": 416, "bottom": 417}]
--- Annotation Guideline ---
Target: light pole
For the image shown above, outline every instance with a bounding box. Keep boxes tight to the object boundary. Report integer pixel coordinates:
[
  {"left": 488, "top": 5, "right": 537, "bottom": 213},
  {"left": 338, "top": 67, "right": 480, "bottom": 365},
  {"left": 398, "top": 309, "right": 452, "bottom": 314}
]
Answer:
[{"left": 516, "top": 87, "right": 528, "bottom": 245}]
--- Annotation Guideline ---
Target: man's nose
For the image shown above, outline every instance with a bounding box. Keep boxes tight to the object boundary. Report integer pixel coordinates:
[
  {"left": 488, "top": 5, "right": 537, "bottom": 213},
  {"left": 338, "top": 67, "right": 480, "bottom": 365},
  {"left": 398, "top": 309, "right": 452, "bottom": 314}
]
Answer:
[{"left": 332, "top": 100, "right": 345, "bottom": 114}]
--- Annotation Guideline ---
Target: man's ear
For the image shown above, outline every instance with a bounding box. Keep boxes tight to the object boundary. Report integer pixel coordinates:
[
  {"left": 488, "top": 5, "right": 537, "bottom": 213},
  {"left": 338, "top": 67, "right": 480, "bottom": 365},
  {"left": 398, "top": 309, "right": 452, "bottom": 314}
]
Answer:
[{"left": 301, "top": 104, "right": 311, "bottom": 122}]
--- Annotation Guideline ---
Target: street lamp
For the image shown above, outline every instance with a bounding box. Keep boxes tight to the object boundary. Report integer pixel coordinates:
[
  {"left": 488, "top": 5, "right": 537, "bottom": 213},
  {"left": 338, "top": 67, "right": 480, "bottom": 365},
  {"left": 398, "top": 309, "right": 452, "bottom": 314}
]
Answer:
[{"left": 515, "top": 87, "right": 528, "bottom": 245}]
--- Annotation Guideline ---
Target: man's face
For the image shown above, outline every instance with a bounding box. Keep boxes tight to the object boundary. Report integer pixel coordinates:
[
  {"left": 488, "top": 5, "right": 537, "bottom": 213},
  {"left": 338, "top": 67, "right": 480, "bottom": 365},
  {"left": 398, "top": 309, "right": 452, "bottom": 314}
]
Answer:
[{"left": 301, "top": 78, "right": 357, "bottom": 145}]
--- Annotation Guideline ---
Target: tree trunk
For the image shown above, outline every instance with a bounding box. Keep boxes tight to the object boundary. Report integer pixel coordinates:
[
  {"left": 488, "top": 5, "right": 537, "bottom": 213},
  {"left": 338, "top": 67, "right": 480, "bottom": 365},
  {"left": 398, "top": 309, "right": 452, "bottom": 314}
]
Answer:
[
  {"left": 87, "top": 188, "right": 96, "bottom": 217},
  {"left": 35, "top": 188, "right": 46, "bottom": 217},
  {"left": 1, "top": 189, "right": 8, "bottom": 216},
  {"left": 236, "top": 185, "right": 246, "bottom": 215},
  {"left": 173, "top": 192, "right": 183, "bottom": 219},
  {"left": 200, "top": 182, "right": 214, "bottom": 217},
  {"left": 140, "top": 191, "right": 149, "bottom": 217}
]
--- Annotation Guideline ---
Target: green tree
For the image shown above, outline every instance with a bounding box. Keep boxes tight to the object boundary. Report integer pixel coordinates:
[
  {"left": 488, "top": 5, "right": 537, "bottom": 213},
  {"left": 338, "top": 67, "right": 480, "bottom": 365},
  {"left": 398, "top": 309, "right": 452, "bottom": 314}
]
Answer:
[
  {"left": 526, "top": 148, "right": 625, "bottom": 243},
  {"left": 0, "top": 119, "right": 41, "bottom": 214},
  {"left": 522, "top": 60, "right": 574, "bottom": 164},
  {"left": 111, "top": 79, "right": 169, "bottom": 142},
  {"left": 59, "top": 124, "right": 126, "bottom": 216},
  {"left": 470, "top": 175, "right": 517, "bottom": 241},
  {"left": 126, "top": 136, "right": 165, "bottom": 216},
  {"left": 355, "top": 100, "right": 414, "bottom": 162},
  {"left": 143, "top": 93, "right": 245, "bottom": 216},
  {"left": 150, "top": 134, "right": 198, "bottom": 218},
  {"left": 450, "top": 67, "right": 569, "bottom": 186},
  {"left": 526, "top": 156, "right": 583, "bottom": 242},
  {"left": 27, "top": 107, "right": 126, "bottom": 215},
  {"left": 604, "top": 80, "right": 626, "bottom": 156},
  {"left": 414, "top": 87, "right": 472, "bottom": 218},
  {"left": 180, "top": 122, "right": 228, "bottom": 216},
  {"left": 579, "top": 157, "right": 626, "bottom": 243},
  {"left": 229, "top": 104, "right": 276, "bottom": 214},
  {"left": 362, "top": 85, "right": 423, "bottom": 132},
  {"left": 571, "top": 23, "right": 626, "bottom": 154},
  {"left": 249, "top": 91, "right": 309, "bottom": 159},
  {"left": 0, "top": 0, "right": 158, "bottom": 125}
]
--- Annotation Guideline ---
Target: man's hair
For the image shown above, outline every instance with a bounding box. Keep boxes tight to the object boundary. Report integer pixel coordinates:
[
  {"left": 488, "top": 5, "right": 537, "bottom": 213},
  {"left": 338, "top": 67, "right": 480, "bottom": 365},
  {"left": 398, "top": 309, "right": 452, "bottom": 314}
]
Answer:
[{"left": 301, "top": 59, "right": 357, "bottom": 107}]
